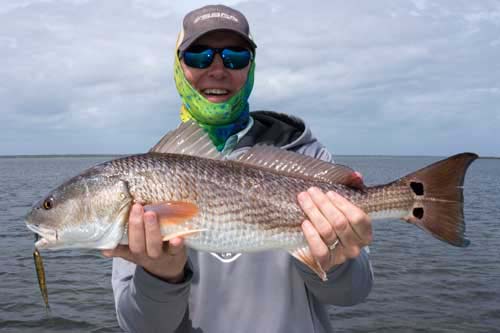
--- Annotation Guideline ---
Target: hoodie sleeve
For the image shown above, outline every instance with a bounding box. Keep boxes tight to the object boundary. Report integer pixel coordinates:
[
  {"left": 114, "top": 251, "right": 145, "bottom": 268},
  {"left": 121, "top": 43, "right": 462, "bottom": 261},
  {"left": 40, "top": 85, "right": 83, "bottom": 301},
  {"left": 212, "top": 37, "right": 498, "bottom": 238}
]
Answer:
[
  {"left": 294, "top": 248, "right": 373, "bottom": 305},
  {"left": 111, "top": 257, "right": 192, "bottom": 333},
  {"left": 292, "top": 139, "right": 374, "bottom": 306}
]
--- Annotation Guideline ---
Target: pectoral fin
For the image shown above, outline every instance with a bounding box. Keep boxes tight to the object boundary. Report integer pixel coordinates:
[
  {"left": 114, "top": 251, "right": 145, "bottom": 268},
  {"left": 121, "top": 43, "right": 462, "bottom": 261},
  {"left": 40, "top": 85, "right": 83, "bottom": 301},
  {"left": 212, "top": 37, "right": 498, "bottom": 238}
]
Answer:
[
  {"left": 289, "top": 246, "right": 327, "bottom": 281},
  {"left": 143, "top": 201, "right": 204, "bottom": 242},
  {"left": 144, "top": 201, "right": 199, "bottom": 226}
]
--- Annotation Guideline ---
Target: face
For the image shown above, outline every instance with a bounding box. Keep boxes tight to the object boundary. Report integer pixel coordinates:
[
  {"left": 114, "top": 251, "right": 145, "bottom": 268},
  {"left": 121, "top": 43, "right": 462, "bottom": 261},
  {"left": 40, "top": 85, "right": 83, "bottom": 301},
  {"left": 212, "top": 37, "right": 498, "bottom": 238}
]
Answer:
[{"left": 180, "top": 31, "right": 251, "bottom": 103}]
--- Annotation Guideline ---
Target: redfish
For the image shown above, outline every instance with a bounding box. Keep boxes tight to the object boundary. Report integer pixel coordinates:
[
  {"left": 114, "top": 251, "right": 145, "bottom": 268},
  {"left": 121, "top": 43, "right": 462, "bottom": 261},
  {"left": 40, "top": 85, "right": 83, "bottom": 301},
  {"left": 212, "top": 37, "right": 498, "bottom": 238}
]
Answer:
[{"left": 26, "top": 121, "right": 477, "bottom": 280}]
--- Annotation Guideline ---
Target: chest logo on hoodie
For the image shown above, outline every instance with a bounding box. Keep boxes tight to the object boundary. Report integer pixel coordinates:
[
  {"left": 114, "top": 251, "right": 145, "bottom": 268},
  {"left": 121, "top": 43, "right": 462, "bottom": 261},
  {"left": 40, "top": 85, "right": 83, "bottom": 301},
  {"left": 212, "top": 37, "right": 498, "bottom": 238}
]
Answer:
[{"left": 210, "top": 252, "right": 242, "bottom": 263}]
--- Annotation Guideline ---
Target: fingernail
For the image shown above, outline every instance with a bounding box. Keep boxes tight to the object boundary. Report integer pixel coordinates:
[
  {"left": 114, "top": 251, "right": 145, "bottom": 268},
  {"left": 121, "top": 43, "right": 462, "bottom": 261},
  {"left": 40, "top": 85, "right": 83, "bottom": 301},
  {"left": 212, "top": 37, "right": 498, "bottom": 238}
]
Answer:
[
  {"left": 131, "top": 204, "right": 142, "bottom": 215},
  {"left": 298, "top": 192, "right": 307, "bottom": 202},
  {"left": 308, "top": 187, "right": 320, "bottom": 195},
  {"left": 302, "top": 220, "right": 312, "bottom": 231},
  {"left": 144, "top": 213, "right": 156, "bottom": 224},
  {"left": 327, "top": 191, "right": 337, "bottom": 198},
  {"left": 169, "top": 237, "right": 184, "bottom": 247}
]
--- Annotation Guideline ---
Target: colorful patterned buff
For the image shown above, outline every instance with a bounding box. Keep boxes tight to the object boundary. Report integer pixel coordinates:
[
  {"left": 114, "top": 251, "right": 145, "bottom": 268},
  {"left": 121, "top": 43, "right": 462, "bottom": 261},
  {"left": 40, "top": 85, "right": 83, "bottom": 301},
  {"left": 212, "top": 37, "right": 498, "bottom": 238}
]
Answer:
[{"left": 174, "top": 50, "right": 255, "bottom": 151}]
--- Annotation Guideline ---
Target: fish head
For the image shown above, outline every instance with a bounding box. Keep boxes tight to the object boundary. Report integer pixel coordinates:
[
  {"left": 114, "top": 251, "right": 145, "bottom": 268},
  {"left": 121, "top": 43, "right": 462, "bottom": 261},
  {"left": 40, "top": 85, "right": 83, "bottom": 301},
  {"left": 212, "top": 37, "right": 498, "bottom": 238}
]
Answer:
[{"left": 26, "top": 167, "right": 133, "bottom": 250}]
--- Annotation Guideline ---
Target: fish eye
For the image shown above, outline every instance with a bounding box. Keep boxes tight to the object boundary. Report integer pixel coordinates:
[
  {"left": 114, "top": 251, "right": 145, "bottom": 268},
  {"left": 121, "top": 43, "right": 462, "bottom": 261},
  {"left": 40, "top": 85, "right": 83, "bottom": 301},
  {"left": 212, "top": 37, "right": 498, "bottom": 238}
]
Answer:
[{"left": 42, "top": 197, "right": 54, "bottom": 210}]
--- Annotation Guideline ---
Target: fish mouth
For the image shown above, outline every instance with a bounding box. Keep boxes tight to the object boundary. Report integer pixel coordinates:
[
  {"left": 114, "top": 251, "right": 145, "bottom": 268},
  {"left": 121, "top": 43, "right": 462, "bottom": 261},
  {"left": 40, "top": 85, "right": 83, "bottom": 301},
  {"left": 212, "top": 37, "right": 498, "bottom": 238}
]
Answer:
[{"left": 26, "top": 223, "right": 58, "bottom": 249}]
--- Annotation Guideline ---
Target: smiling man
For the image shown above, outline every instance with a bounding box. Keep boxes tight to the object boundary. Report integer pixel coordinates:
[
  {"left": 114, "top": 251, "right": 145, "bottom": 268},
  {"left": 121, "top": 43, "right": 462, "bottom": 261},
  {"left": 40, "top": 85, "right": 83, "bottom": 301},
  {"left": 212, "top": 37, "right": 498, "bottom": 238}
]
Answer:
[
  {"left": 180, "top": 31, "right": 251, "bottom": 103},
  {"left": 105, "top": 5, "right": 373, "bottom": 333}
]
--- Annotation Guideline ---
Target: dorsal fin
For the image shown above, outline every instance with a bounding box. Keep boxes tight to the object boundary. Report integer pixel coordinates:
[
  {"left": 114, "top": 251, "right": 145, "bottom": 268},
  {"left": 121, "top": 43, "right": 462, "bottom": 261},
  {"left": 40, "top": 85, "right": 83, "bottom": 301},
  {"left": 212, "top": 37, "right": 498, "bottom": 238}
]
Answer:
[
  {"left": 236, "top": 145, "right": 366, "bottom": 188},
  {"left": 149, "top": 121, "right": 223, "bottom": 160}
]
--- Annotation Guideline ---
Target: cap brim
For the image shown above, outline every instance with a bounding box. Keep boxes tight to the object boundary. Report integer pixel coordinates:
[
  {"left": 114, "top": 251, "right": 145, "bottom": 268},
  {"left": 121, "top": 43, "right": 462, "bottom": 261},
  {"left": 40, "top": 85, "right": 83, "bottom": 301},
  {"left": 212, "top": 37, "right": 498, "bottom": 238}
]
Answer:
[{"left": 178, "top": 28, "right": 257, "bottom": 52}]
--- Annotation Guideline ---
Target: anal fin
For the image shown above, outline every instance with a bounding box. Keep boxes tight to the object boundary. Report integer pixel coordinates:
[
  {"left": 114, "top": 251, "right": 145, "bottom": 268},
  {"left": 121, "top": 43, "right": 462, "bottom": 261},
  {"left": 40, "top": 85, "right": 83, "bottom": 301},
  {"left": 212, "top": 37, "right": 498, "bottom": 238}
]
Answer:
[{"left": 289, "top": 246, "right": 327, "bottom": 281}]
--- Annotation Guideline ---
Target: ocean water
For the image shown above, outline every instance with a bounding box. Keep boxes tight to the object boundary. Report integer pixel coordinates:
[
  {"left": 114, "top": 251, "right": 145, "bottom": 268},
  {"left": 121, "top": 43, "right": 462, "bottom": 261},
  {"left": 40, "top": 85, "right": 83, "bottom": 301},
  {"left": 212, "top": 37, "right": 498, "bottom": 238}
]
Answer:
[{"left": 0, "top": 155, "right": 498, "bottom": 332}]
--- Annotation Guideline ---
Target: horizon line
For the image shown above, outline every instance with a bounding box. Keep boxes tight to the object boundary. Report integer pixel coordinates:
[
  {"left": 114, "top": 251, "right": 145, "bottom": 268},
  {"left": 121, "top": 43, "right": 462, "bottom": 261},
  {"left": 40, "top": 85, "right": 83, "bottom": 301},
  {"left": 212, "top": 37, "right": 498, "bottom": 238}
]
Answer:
[{"left": 1, "top": 154, "right": 498, "bottom": 159}]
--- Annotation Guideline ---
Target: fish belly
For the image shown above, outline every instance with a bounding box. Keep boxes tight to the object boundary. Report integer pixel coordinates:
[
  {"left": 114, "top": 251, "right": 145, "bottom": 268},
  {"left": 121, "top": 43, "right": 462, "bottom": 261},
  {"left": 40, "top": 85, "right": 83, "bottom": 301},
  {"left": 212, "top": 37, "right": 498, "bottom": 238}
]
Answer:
[{"left": 183, "top": 220, "right": 307, "bottom": 253}]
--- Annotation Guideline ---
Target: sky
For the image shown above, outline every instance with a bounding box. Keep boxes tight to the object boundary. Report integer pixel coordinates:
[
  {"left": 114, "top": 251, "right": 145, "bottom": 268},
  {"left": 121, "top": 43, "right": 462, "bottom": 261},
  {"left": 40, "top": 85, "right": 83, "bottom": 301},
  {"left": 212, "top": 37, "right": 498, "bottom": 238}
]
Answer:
[{"left": 1, "top": 0, "right": 499, "bottom": 156}]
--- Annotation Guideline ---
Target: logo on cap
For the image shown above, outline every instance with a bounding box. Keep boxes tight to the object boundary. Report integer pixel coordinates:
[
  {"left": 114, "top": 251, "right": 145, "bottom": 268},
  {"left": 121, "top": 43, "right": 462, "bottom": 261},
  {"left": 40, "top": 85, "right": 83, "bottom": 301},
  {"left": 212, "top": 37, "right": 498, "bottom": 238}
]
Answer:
[{"left": 193, "top": 11, "right": 239, "bottom": 24}]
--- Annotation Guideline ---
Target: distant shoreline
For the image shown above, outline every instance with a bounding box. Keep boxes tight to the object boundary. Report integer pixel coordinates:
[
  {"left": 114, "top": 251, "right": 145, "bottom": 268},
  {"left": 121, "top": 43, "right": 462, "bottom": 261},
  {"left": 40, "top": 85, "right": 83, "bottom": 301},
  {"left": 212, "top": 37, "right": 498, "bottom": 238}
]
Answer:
[
  {"left": 0, "top": 154, "right": 124, "bottom": 158},
  {"left": 1, "top": 154, "right": 498, "bottom": 159}
]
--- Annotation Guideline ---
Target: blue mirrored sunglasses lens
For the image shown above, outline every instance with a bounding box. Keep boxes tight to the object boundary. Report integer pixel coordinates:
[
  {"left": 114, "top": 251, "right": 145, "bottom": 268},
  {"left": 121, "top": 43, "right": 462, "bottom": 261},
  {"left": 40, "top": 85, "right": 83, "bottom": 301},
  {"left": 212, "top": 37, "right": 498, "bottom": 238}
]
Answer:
[
  {"left": 183, "top": 49, "right": 214, "bottom": 69},
  {"left": 221, "top": 49, "right": 252, "bottom": 69}
]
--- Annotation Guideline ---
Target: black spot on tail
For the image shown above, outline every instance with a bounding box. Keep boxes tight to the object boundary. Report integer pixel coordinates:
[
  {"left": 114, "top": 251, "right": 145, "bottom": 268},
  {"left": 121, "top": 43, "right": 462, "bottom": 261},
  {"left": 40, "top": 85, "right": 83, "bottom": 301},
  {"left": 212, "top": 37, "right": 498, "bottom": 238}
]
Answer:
[
  {"left": 413, "top": 207, "right": 424, "bottom": 219},
  {"left": 410, "top": 182, "right": 424, "bottom": 196}
]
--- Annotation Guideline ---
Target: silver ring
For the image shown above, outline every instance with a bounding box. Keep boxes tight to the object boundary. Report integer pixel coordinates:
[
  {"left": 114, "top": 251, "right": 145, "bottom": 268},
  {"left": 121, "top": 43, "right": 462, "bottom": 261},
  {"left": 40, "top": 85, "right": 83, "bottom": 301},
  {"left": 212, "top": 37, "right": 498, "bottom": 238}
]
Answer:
[{"left": 328, "top": 240, "right": 339, "bottom": 251}]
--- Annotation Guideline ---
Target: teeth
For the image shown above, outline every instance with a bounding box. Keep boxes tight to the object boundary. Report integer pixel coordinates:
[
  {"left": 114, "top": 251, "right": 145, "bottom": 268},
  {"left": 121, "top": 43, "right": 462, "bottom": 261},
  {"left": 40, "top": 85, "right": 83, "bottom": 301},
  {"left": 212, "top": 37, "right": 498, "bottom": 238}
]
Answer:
[{"left": 203, "top": 89, "right": 228, "bottom": 95}]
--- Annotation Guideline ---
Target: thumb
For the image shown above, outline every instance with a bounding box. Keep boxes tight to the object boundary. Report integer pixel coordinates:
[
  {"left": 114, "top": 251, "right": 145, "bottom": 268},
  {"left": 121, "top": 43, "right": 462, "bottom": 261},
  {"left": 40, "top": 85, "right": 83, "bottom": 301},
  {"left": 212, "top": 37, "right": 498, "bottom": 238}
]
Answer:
[
  {"left": 351, "top": 171, "right": 365, "bottom": 190},
  {"left": 101, "top": 245, "right": 133, "bottom": 261},
  {"left": 166, "top": 237, "right": 186, "bottom": 256}
]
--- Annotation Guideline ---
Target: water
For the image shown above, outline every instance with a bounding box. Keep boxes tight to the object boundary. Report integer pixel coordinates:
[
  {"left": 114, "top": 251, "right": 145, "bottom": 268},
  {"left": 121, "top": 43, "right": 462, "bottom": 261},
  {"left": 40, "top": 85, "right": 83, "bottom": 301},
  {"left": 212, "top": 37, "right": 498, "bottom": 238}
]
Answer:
[{"left": 0, "top": 155, "right": 499, "bottom": 332}]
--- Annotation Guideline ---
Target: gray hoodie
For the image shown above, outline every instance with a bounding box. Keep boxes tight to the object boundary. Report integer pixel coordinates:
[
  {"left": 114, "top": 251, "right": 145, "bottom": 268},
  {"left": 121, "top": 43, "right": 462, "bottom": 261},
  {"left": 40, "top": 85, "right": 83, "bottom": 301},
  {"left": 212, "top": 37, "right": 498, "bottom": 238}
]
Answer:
[{"left": 111, "top": 111, "right": 373, "bottom": 333}]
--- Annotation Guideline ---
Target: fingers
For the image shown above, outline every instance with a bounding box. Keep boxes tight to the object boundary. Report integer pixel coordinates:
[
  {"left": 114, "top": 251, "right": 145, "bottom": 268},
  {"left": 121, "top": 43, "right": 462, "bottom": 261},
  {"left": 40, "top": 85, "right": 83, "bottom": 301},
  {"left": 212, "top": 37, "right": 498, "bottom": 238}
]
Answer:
[
  {"left": 101, "top": 249, "right": 113, "bottom": 257},
  {"left": 301, "top": 220, "right": 331, "bottom": 268},
  {"left": 102, "top": 204, "right": 188, "bottom": 282},
  {"left": 127, "top": 203, "right": 170, "bottom": 259},
  {"left": 351, "top": 171, "right": 365, "bottom": 190},
  {"left": 298, "top": 188, "right": 337, "bottom": 246},
  {"left": 298, "top": 187, "right": 372, "bottom": 265},
  {"left": 166, "top": 237, "right": 185, "bottom": 256},
  {"left": 326, "top": 191, "right": 372, "bottom": 246},
  {"left": 101, "top": 245, "right": 133, "bottom": 261},
  {"left": 128, "top": 204, "right": 146, "bottom": 254},
  {"left": 325, "top": 191, "right": 371, "bottom": 259},
  {"left": 144, "top": 211, "right": 163, "bottom": 259}
]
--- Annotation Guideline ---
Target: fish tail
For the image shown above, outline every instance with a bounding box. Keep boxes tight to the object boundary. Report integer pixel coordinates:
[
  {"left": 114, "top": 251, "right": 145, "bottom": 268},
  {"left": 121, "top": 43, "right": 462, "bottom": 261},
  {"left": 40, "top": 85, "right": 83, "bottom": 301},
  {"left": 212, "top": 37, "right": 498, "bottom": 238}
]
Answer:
[{"left": 398, "top": 152, "right": 478, "bottom": 247}]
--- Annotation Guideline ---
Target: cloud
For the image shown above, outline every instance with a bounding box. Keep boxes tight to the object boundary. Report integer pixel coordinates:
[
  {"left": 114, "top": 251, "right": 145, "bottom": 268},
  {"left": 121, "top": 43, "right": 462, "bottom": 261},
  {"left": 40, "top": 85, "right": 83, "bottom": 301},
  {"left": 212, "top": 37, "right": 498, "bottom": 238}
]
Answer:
[
  {"left": 246, "top": 0, "right": 500, "bottom": 155},
  {"left": 1, "top": 0, "right": 498, "bottom": 155}
]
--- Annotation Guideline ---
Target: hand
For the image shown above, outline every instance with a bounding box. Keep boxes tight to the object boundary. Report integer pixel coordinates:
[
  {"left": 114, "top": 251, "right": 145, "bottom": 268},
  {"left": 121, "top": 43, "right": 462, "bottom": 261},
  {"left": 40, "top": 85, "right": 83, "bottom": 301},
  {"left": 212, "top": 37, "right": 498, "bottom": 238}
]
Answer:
[
  {"left": 297, "top": 185, "right": 372, "bottom": 272},
  {"left": 102, "top": 203, "right": 188, "bottom": 283}
]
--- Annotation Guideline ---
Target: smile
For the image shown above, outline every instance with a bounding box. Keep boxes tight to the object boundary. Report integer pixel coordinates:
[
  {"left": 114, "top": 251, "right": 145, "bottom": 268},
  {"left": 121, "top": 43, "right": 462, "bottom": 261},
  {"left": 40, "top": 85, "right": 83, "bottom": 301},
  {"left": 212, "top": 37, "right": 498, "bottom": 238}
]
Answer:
[{"left": 202, "top": 88, "right": 229, "bottom": 96}]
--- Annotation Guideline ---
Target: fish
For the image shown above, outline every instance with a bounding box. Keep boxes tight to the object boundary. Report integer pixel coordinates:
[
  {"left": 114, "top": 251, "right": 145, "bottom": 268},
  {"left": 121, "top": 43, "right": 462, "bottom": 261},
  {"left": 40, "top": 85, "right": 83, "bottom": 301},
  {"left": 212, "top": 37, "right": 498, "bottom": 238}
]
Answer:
[
  {"left": 33, "top": 237, "right": 50, "bottom": 313},
  {"left": 26, "top": 121, "right": 478, "bottom": 281}
]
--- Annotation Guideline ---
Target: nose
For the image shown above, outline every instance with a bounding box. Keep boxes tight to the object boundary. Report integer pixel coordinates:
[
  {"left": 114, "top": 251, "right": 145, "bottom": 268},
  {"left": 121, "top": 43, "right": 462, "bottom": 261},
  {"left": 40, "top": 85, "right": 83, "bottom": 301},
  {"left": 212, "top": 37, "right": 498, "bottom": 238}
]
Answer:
[{"left": 207, "top": 54, "right": 227, "bottom": 79}]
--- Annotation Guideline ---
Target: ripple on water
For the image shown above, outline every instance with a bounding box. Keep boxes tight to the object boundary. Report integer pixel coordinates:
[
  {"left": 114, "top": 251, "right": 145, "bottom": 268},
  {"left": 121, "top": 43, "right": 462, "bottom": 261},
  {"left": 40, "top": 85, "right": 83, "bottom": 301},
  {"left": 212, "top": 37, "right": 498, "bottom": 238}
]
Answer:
[{"left": 0, "top": 317, "right": 97, "bottom": 332}]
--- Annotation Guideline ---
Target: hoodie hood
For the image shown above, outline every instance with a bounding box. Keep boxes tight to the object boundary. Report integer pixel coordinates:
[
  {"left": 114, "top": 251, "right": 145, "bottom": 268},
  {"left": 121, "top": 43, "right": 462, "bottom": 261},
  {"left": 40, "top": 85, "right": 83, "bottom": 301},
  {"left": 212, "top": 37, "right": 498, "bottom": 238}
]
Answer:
[{"left": 236, "top": 111, "right": 317, "bottom": 150}]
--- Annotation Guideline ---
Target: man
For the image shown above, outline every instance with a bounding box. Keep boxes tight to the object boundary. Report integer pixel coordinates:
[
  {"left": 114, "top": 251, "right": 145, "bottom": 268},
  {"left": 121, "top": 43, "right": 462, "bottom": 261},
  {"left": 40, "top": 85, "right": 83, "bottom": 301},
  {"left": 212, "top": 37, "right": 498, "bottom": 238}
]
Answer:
[{"left": 103, "top": 5, "right": 373, "bottom": 332}]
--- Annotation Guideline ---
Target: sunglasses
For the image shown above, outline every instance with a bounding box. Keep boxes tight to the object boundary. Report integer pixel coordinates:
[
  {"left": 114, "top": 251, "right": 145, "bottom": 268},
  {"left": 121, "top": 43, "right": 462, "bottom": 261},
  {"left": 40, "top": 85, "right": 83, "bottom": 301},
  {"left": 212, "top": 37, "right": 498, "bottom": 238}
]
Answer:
[{"left": 180, "top": 45, "right": 253, "bottom": 70}]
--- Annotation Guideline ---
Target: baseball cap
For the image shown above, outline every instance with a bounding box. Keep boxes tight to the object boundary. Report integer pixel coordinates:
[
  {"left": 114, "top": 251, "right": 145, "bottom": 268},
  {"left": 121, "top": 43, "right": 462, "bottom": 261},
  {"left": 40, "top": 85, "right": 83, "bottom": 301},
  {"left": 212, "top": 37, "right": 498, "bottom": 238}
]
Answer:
[{"left": 177, "top": 4, "right": 257, "bottom": 52}]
